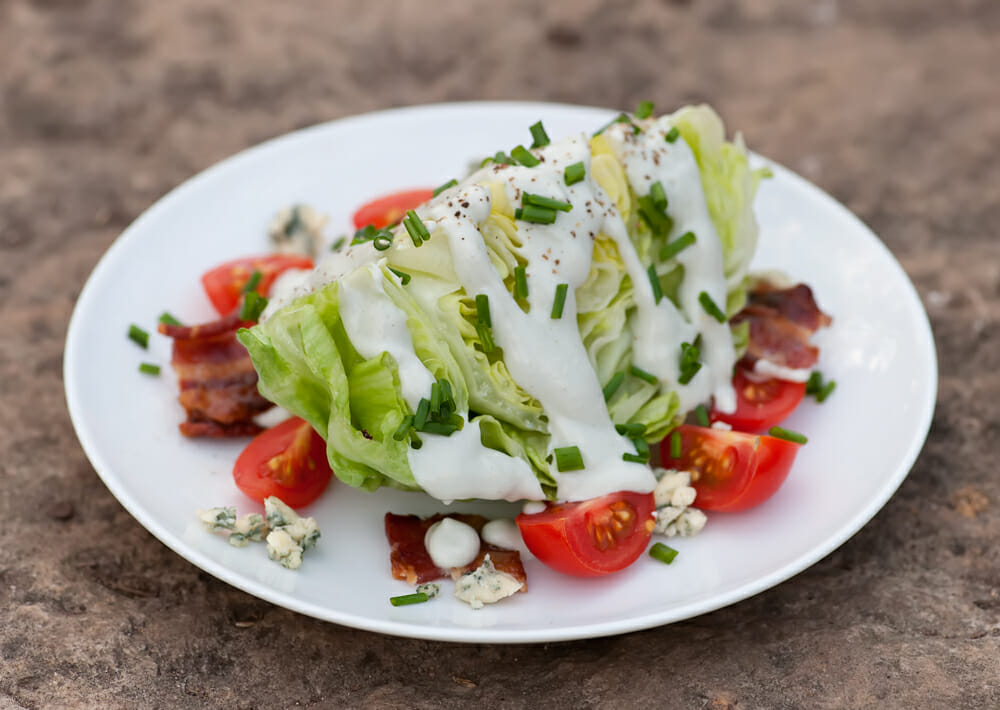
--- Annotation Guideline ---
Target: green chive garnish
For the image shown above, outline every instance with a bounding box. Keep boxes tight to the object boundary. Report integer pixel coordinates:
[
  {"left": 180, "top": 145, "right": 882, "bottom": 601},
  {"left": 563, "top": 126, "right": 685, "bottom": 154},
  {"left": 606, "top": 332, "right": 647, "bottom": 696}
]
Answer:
[
  {"left": 698, "top": 291, "right": 727, "bottom": 323},
  {"left": 414, "top": 398, "right": 431, "bottom": 430},
  {"left": 805, "top": 371, "right": 823, "bottom": 395},
  {"left": 514, "top": 205, "right": 558, "bottom": 224},
  {"left": 522, "top": 193, "right": 572, "bottom": 212},
  {"left": 409, "top": 432, "right": 423, "bottom": 449},
  {"left": 664, "top": 126, "right": 680, "bottom": 143},
  {"left": 529, "top": 121, "right": 550, "bottom": 148},
  {"left": 373, "top": 232, "right": 393, "bottom": 251},
  {"left": 603, "top": 371, "right": 625, "bottom": 401},
  {"left": 138, "top": 362, "right": 160, "bottom": 376},
  {"left": 631, "top": 437, "right": 650, "bottom": 461},
  {"left": 695, "top": 404, "right": 710, "bottom": 427},
  {"left": 476, "top": 322, "right": 495, "bottom": 353},
  {"left": 669, "top": 430, "right": 682, "bottom": 459},
  {"left": 510, "top": 145, "right": 540, "bottom": 167},
  {"left": 564, "top": 161, "right": 586, "bottom": 186},
  {"left": 635, "top": 100, "right": 654, "bottom": 119},
  {"left": 623, "top": 453, "right": 648, "bottom": 464},
  {"left": 239, "top": 292, "right": 268, "bottom": 322},
  {"left": 647, "top": 264, "right": 663, "bottom": 304},
  {"left": 678, "top": 341, "right": 702, "bottom": 385},
  {"left": 637, "top": 195, "right": 674, "bottom": 237},
  {"left": 128, "top": 324, "right": 149, "bottom": 349},
  {"left": 768, "top": 426, "right": 808, "bottom": 444},
  {"left": 817, "top": 380, "right": 837, "bottom": 403},
  {"left": 393, "top": 415, "right": 414, "bottom": 441},
  {"left": 649, "top": 181, "right": 668, "bottom": 212},
  {"left": 389, "top": 592, "right": 429, "bottom": 607},
  {"left": 629, "top": 365, "right": 658, "bottom": 385},
  {"left": 551, "top": 283, "right": 568, "bottom": 319},
  {"left": 331, "top": 236, "right": 346, "bottom": 251},
  {"left": 514, "top": 265, "right": 528, "bottom": 300},
  {"left": 352, "top": 224, "right": 378, "bottom": 245},
  {"left": 594, "top": 113, "right": 640, "bottom": 136},
  {"left": 659, "top": 231, "right": 696, "bottom": 261},
  {"left": 421, "top": 421, "right": 460, "bottom": 436},
  {"left": 615, "top": 422, "right": 646, "bottom": 437},
  {"left": 430, "top": 381, "right": 443, "bottom": 414},
  {"left": 403, "top": 210, "right": 429, "bottom": 246},
  {"left": 433, "top": 178, "right": 458, "bottom": 196},
  {"left": 158, "top": 312, "right": 182, "bottom": 327},
  {"left": 554, "top": 446, "right": 585, "bottom": 472},
  {"left": 241, "top": 269, "right": 262, "bottom": 294},
  {"left": 475, "top": 294, "right": 491, "bottom": 327},
  {"left": 650, "top": 542, "right": 679, "bottom": 564},
  {"left": 388, "top": 266, "right": 411, "bottom": 285}
]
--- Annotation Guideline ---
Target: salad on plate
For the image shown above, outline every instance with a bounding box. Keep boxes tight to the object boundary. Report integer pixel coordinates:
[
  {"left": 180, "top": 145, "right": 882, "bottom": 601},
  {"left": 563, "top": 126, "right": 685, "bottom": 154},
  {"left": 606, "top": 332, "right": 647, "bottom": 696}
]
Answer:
[{"left": 137, "top": 102, "right": 832, "bottom": 609}]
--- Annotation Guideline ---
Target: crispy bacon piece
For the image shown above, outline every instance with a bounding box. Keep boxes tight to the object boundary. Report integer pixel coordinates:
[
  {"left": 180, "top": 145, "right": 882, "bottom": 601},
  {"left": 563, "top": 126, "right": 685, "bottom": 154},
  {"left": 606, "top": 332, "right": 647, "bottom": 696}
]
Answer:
[
  {"left": 733, "top": 282, "right": 831, "bottom": 372},
  {"left": 159, "top": 314, "right": 272, "bottom": 438},
  {"left": 384, "top": 513, "right": 528, "bottom": 590}
]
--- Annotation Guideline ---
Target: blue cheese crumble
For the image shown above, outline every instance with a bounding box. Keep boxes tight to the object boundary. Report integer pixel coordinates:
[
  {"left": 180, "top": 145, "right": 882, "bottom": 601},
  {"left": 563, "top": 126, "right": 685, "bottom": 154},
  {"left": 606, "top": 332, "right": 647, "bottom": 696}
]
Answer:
[
  {"left": 416, "top": 583, "right": 441, "bottom": 599},
  {"left": 268, "top": 204, "right": 328, "bottom": 259},
  {"left": 651, "top": 468, "right": 708, "bottom": 537},
  {"left": 454, "top": 554, "right": 524, "bottom": 610},
  {"left": 196, "top": 497, "right": 320, "bottom": 568}
]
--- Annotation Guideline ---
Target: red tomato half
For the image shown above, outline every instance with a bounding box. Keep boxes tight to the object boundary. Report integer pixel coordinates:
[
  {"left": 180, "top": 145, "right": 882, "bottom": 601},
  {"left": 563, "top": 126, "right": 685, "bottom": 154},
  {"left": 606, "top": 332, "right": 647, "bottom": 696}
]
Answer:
[
  {"left": 711, "top": 368, "right": 806, "bottom": 433},
  {"left": 516, "top": 491, "right": 656, "bottom": 577},
  {"left": 351, "top": 189, "right": 434, "bottom": 230},
  {"left": 661, "top": 425, "right": 799, "bottom": 512},
  {"left": 233, "top": 417, "right": 333, "bottom": 508},
  {"left": 201, "top": 254, "right": 314, "bottom": 316}
]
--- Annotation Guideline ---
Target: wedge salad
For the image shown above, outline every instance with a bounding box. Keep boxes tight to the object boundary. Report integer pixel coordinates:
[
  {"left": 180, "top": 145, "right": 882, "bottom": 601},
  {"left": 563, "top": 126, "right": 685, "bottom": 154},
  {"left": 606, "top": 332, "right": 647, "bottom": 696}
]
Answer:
[{"left": 139, "top": 102, "right": 832, "bottom": 607}]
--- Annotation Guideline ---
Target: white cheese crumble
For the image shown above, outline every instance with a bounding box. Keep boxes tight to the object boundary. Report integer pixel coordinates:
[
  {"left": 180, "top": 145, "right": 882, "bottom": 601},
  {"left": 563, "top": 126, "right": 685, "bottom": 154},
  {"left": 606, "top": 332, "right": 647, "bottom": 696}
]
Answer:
[
  {"left": 651, "top": 468, "right": 708, "bottom": 537},
  {"left": 196, "top": 497, "right": 320, "bottom": 569},
  {"left": 454, "top": 554, "right": 524, "bottom": 610},
  {"left": 268, "top": 204, "right": 328, "bottom": 259},
  {"left": 416, "top": 583, "right": 441, "bottom": 599}
]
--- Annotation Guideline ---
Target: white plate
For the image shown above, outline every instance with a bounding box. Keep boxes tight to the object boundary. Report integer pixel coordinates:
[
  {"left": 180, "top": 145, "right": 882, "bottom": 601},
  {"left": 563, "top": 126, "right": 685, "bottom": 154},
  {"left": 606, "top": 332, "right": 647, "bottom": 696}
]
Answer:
[{"left": 64, "top": 102, "right": 936, "bottom": 643}]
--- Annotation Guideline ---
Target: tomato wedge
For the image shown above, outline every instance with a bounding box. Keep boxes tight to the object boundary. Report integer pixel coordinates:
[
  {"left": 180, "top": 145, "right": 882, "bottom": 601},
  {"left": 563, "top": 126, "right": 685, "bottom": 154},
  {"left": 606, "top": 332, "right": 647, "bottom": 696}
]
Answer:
[
  {"left": 201, "top": 254, "right": 314, "bottom": 316},
  {"left": 351, "top": 189, "right": 434, "bottom": 230},
  {"left": 516, "top": 491, "right": 656, "bottom": 577},
  {"left": 232, "top": 417, "right": 333, "bottom": 508},
  {"left": 711, "top": 367, "right": 806, "bottom": 433},
  {"left": 660, "top": 425, "right": 799, "bottom": 512}
]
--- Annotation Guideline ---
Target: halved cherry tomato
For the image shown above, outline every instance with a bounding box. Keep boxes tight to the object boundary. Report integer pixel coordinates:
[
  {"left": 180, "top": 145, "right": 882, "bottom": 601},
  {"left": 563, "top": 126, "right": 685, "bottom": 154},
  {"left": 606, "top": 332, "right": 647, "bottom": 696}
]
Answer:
[
  {"left": 201, "top": 254, "right": 314, "bottom": 316},
  {"left": 233, "top": 417, "right": 333, "bottom": 508},
  {"left": 661, "top": 425, "right": 799, "bottom": 512},
  {"left": 516, "top": 491, "right": 656, "bottom": 577},
  {"left": 711, "top": 367, "right": 806, "bottom": 433},
  {"left": 351, "top": 189, "right": 434, "bottom": 230}
]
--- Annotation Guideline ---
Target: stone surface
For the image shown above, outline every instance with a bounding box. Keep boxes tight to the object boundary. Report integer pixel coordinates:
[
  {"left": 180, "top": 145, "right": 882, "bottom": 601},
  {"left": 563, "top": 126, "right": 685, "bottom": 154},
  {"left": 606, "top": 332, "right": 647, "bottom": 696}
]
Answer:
[{"left": 1, "top": 0, "right": 998, "bottom": 707}]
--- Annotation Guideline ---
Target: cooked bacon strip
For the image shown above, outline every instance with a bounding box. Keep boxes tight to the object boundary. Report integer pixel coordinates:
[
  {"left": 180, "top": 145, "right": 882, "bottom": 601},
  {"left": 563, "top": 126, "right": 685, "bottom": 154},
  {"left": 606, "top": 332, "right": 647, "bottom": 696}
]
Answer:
[
  {"left": 384, "top": 512, "right": 527, "bottom": 590},
  {"left": 734, "top": 281, "right": 831, "bottom": 373},
  {"left": 159, "top": 314, "right": 272, "bottom": 438}
]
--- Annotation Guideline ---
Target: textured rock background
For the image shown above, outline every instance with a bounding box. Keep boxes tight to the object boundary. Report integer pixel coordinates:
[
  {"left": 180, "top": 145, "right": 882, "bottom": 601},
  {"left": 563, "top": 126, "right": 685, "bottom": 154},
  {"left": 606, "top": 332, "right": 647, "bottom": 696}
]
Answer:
[{"left": 1, "top": 0, "right": 998, "bottom": 707}]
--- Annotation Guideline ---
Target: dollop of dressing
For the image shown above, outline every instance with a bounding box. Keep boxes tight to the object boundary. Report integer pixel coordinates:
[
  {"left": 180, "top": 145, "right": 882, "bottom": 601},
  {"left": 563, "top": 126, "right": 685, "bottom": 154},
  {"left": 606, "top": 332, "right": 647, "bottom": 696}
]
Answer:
[{"left": 424, "top": 517, "right": 481, "bottom": 569}]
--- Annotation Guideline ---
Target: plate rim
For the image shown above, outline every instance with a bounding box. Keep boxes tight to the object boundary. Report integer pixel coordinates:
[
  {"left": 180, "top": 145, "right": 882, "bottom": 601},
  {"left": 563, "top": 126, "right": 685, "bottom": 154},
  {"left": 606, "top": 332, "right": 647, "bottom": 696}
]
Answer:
[{"left": 64, "top": 100, "right": 938, "bottom": 643}]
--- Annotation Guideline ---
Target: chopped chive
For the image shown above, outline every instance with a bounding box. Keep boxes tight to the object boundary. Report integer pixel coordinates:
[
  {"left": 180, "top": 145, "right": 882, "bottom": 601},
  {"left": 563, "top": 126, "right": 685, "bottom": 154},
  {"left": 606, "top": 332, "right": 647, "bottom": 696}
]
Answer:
[
  {"left": 629, "top": 365, "right": 658, "bottom": 385},
  {"left": 603, "top": 371, "right": 625, "bottom": 402},
  {"left": 637, "top": 195, "right": 674, "bottom": 236},
  {"left": 647, "top": 264, "right": 663, "bottom": 304},
  {"left": 768, "top": 426, "right": 808, "bottom": 444},
  {"left": 430, "top": 381, "right": 443, "bottom": 414},
  {"left": 439, "top": 378, "right": 453, "bottom": 405},
  {"left": 373, "top": 232, "right": 393, "bottom": 251},
  {"left": 564, "top": 161, "right": 586, "bottom": 186},
  {"left": 352, "top": 224, "right": 378, "bottom": 245},
  {"left": 514, "top": 265, "right": 528, "bottom": 300},
  {"left": 510, "top": 145, "right": 540, "bottom": 167},
  {"left": 481, "top": 151, "right": 514, "bottom": 167},
  {"left": 158, "top": 312, "right": 182, "bottom": 327},
  {"left": 393, "top": 415, "right": 414, "bottom": 441},
  {"left": 239, "top": 292, "right": 268, "bottom": 322},
  {"left": 389, "top": 592, "right": 429, "bottom": 607},
  {"left": 331, "top": 236, "right": 346, "bottom": 251},
  {"left": 138, "top": 362, "right": 160, "bottom": 376},
  {"left": 409, "top": 432, "right": 423, "bottom": 449},
  {"left": 632, "top": 437, "right": 650, "bottom": 460},
  {"left": 404, "top": 210, "right": 430, "bottom": 244},
  {"left": 649, "top": 181, "right": 668, "bottom": 212},
  {"left": 649, "top": 542, "right": 679, "bottom": 565},
  {"left": 659, "top": 231, "right": 697, "bottom": 261},
  {"left": 817, "top": 380, "right": 837, "bottom": 403},
  {"left": 623, "top": 453, "right": 648, "bottom": 464},
  {"left": 805, "top": 371, "right": 824, "bottom": 395},
  {"left": 550, "top": 283, "right": 568, "bottom": 319},
  {"left": 420, "top": 421, "right": 460, "bottom": 436},
  {"left": 554, "top": 446, "right": 585, "bottom": 472},
  {"left": 388, "top": 266, "right": 411, "bottom": 285},
  {"left": 698, "top": 291, "right": 727, "bottom": 323},
  {"left": 669, "top": 430, "right": 682, "bottom": 459},
  {"left": 664, "top": 126, "right": 680, "bottom": 143},
  {"left": 758, "top": 166, "right": 775, "bottom": 179},
  {"left": 523, "top": 192, "right": 572, "bottom": 212},
  {"left": 635, "top": 100, "right": 654, "bottom": 119},
  {"left": 241, "top": 269, "right": 262, "bottom": 294},
  {"left": 615, "top": 422, "right": 646, "bottom": 437},
  {"left": 475, "top": 294, "right": 491, "bottom": 327},
  {"left": 128, "top": 324, "right": 149, "bottom": 349},
  {"left": 695, "top": 404, "right": 710, "bottom": 427},
  {"left": 529, "top": 121, "right": 550, "bottom": 148},
  {"left": 678, "top": 341, "right": 702, "bottom": 385},
  {"left": 475, "top": 322, "right": 495, "bottom": 353},
  {"left": 414, "top": 398, "right": 431, "bottom": 430},
  {"left": 514, "top": 205, "right": 558, "bottom": 224},
  {"left": 433, "top": 178, "right": 458, "bottom": 196}
]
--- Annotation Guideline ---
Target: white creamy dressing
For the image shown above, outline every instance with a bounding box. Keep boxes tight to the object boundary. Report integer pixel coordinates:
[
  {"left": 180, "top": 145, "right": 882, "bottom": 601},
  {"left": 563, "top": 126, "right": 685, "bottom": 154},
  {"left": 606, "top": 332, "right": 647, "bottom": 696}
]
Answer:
[
  {"left": 423, "top": 517, "right": 481, "bottom": 569},
  {"left": 752, "top": 358, "right": 811, "bottom": 383},
  {"left": 603, "top": 119, "right": 737, "bottom": 413}
]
